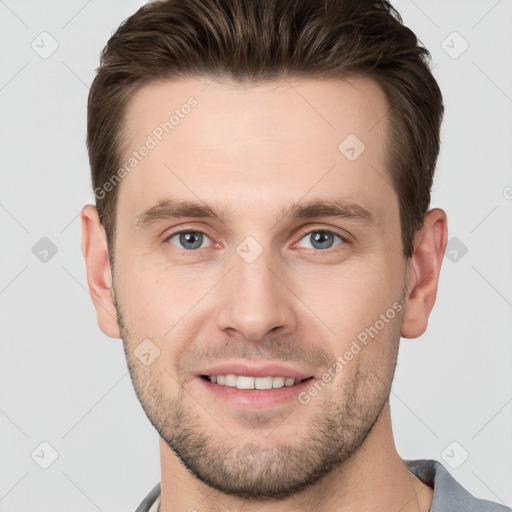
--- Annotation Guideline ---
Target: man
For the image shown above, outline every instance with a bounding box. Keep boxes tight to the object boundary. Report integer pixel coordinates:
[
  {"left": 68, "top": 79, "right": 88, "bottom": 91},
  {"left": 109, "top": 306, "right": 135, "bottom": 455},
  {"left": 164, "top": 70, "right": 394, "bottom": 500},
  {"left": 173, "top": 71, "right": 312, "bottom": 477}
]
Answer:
[{"left": 80, "top": 0, "right": 508, "bottom": 510}]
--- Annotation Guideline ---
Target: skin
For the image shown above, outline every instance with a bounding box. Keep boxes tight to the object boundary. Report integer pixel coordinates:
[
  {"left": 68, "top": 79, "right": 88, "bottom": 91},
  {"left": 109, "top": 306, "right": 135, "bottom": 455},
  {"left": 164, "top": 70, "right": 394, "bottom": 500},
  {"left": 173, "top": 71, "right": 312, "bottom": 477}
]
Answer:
[{"left": 81, "top": 76, "right": 447, "bottom": 512}]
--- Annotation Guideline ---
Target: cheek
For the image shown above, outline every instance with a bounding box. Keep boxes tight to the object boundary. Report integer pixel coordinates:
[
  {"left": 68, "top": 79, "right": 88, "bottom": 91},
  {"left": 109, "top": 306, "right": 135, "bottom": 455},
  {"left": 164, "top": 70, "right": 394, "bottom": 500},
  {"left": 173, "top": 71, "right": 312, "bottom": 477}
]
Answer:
[
  {"left": 114, "top": 258, "right": 191, "bottom": 325},
  {"left": 295, "top": 258, "right": 398, "bottom": 334},
  {"left": 113, "top": 259, "right": 222, "bottom": 374}
]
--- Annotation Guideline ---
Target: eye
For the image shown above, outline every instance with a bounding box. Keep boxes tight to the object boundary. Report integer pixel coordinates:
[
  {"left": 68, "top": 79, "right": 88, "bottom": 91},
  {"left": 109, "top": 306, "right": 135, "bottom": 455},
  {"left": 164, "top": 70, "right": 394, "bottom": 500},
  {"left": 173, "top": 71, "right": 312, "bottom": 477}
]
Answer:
[
  {"left": 167, "top": 230, "right": 212, "bottom": 251},
  {"left": 295, "top": 229, "right": 346, "bottom": 251},
  {"left": 164, "top": 228, "right": 346, "bottom": 253}
]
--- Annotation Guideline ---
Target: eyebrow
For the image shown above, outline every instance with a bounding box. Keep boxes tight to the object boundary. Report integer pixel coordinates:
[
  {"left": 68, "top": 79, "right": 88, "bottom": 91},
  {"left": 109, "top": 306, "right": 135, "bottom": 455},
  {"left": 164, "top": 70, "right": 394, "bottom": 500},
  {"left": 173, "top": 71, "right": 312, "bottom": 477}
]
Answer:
[{"left": 136, "top": 197, "right": 376, "bottom": 230}]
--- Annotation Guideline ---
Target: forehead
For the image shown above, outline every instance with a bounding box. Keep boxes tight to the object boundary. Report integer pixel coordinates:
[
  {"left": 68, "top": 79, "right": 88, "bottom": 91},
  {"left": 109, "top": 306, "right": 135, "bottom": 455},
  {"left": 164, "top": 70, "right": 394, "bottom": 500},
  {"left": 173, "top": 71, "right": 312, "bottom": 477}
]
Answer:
[
  {"left": 124, "top": 75, "right": 389, "bottom": 155},
  {"left": 119, "top": 75, "right": 395, "bottom": 229}
]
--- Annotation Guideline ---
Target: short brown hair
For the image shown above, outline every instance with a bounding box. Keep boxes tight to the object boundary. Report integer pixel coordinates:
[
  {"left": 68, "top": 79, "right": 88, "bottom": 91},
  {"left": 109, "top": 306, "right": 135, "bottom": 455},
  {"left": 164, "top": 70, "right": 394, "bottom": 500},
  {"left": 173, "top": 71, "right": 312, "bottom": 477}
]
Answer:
[{"left": 87, "top": 0, "right": 443, "bottom": 259}]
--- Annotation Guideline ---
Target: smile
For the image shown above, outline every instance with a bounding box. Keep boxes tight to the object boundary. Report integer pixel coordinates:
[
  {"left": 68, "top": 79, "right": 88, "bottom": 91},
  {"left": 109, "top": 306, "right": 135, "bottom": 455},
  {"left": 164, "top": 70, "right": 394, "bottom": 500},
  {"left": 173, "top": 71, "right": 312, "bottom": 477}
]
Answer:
[{"left": 201, "top": 374, "right": 313, "bottom": 390}]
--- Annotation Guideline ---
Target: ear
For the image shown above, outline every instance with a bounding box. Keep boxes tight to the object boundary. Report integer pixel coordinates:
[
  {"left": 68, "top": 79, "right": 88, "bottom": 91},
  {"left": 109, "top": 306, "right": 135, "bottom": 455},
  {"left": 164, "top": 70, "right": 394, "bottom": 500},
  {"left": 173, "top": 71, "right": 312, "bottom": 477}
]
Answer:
[
  {"left": 401, "top": 208, "right": 448, "bottom": 339},
  {"left": 80, "top": 204, "right": 121, "bottom": 338}
]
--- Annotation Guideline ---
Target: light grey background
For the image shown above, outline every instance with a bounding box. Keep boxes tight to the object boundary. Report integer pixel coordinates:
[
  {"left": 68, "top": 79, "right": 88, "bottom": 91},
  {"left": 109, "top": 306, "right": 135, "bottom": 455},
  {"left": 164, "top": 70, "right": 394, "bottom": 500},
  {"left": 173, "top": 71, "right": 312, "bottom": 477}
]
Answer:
[{"left": 0, "top": 0, "right": 511, "bottom": 510}]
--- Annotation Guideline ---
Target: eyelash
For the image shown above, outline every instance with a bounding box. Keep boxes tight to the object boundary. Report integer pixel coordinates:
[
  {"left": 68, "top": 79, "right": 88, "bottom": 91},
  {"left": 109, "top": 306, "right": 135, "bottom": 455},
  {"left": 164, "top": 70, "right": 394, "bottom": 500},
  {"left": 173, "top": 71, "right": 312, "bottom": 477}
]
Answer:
[{"left": 164, "top": 227, "right": 349, "bottom": 254}]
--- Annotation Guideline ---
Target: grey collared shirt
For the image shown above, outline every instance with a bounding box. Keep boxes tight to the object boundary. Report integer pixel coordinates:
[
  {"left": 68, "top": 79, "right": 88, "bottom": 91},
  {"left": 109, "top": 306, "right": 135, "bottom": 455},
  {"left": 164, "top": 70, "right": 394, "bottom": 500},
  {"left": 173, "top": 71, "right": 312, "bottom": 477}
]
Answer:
[{"left": 135, "top": 459, "right": 510, "bottom": 511}]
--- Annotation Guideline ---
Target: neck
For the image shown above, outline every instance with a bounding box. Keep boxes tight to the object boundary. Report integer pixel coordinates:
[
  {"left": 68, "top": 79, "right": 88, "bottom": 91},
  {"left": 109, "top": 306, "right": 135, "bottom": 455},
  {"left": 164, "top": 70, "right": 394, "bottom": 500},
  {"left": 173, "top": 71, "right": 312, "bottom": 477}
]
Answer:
[{"left": 158, "top": 402, "right": 433, "bottom": 512}]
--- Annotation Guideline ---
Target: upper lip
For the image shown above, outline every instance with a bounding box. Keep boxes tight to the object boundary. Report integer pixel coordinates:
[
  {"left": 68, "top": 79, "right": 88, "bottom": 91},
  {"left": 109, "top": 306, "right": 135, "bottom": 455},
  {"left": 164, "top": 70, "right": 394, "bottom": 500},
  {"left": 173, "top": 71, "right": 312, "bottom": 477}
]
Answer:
[{"left": 197, "top": 361, "right": 315, "bottom": 380}]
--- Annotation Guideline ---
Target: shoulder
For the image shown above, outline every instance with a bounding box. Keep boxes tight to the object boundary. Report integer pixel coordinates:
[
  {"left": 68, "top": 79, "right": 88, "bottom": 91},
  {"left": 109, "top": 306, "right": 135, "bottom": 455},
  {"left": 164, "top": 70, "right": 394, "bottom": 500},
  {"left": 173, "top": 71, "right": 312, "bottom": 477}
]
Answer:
[
  {"left": 405, "top": 459, "right": 510, "bottom": 512},
  {"left": 135, "top": 482, "right": 161, "bottom": 512},
  {"left": 136, "top": 463, "right": 511, "bottom": 512}
]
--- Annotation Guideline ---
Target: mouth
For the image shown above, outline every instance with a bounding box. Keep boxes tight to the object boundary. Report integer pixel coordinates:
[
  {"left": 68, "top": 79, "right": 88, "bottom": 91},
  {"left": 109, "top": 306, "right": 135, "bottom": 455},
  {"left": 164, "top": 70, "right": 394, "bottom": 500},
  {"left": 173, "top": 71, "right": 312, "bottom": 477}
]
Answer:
[
  {"left": 200, "top": 374, "right": 315, "bottom": 390},
  {"left": 195, "top": 362, "right": 318, "bottom": 408}
]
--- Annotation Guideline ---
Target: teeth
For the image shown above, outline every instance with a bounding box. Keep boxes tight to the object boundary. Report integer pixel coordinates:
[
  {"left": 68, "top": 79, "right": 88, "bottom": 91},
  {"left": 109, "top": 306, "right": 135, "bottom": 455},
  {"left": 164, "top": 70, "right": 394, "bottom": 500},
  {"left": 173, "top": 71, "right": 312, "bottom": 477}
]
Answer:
[
  {"left": 237, "top": 376, "right": 256, "bottom": 389},
  {"left": 224, "top": 374, "right": 237, "bottom": 387},
  {"left": 207, "top": 375, "right": 303, "bottom": 389},
  {"left": 272, "top": 376, "right": 285, "bottom": 389},
  {"left": 255, "top": 376, "right": 272, "bottom": 389}
]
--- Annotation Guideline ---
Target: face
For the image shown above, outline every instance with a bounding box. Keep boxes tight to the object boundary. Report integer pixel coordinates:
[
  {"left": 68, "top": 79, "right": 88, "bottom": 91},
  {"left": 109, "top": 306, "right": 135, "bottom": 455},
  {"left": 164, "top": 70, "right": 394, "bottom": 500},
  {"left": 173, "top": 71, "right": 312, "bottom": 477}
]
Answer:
[{"left": 111, "top": 76, "right": 409, "bottom": 499}]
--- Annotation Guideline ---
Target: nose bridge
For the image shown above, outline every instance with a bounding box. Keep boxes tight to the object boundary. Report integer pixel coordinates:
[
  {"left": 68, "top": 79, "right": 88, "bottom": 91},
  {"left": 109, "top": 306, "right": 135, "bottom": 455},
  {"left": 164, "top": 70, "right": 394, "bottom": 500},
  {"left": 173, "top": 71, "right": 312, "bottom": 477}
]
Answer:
[{"left": 216, "top": 240, "right": 296, "bottom": 341}]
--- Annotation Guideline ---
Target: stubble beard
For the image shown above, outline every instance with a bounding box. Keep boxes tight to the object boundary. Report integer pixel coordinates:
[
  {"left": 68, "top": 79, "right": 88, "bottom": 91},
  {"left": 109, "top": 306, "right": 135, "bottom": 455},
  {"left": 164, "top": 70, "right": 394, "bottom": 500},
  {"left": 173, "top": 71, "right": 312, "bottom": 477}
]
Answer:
[{"left": 114, "top": 291, "right": 401, "bottom": 501}]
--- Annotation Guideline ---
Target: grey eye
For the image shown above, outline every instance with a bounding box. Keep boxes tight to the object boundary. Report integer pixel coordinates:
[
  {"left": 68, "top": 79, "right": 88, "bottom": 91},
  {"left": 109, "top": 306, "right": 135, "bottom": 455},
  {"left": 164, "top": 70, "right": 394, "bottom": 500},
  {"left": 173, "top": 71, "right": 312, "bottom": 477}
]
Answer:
[
  {"left": 298, "top": 230, "right": 343, "bottom": 250},
  {"left": 168, "top": 231, "right": 210, "bottom": 250}
]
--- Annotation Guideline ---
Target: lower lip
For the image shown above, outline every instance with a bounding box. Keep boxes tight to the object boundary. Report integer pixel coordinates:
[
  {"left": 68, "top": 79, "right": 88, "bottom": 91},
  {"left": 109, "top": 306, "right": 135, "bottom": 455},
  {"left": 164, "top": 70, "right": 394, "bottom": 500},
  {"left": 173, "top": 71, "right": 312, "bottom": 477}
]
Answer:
[{"left": 197, "top": 376, "right": 316, "bottom": 408}]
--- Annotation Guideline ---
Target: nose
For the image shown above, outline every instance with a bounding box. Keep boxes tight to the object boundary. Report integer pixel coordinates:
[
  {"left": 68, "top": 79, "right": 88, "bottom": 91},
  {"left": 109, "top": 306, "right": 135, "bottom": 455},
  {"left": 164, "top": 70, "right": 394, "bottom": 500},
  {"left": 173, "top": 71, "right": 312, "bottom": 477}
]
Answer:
[{"left": 216, "top": 247, "right": 298, "bottom": 343}]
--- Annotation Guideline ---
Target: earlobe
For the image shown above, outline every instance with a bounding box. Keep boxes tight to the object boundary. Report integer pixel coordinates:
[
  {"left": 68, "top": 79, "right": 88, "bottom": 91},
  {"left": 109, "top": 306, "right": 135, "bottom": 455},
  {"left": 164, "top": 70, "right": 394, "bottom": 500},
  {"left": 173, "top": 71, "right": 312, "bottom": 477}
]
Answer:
[
  {"left": 80, "top": 204, "right": 121, "bottom": 339},
  {"left": 401, "top": 208, "right": 448, "bottom": 339}
]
